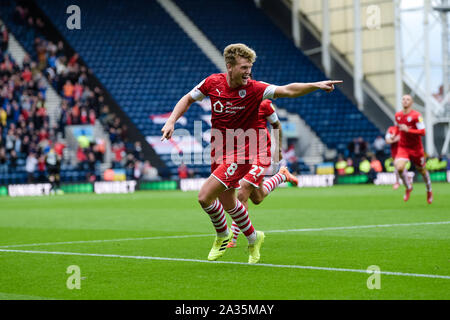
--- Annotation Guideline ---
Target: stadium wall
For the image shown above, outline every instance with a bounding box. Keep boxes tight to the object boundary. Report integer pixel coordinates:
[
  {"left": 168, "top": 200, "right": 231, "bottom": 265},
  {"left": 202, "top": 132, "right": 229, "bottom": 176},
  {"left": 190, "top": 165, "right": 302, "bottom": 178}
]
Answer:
[{"left": 1, "top": 172, "right": 449, "bottom": 197}]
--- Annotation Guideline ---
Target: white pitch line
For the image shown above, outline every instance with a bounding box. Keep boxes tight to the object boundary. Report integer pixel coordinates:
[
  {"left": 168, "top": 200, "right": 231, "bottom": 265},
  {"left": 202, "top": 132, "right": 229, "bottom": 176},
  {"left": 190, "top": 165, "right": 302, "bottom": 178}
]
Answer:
[
  {"left": 0, "top": 248, "right": 449, "bottom": 280},
  {"left": 0, "top": 221, "right": 449, "bottom": 249}
]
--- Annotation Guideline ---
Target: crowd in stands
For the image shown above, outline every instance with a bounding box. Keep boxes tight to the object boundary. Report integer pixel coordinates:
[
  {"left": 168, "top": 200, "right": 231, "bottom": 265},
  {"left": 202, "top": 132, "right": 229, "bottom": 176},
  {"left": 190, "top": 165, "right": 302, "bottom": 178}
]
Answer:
[
  {"left": 1, "top": 5, "right": 162, "bottom": 183},
  {"left": 1, "top": 19, "right": 59, "bottom": 182}
]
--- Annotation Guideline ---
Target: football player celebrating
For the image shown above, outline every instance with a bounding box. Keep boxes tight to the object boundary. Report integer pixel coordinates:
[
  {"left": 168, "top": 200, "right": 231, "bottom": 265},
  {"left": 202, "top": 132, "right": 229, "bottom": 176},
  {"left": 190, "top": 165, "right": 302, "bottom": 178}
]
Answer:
[
  {"left": 161, "top": 43, "right": 342, "bottom": 263},
  {"left": 394, "top": 95, "right": 433, "bottom": 204}
]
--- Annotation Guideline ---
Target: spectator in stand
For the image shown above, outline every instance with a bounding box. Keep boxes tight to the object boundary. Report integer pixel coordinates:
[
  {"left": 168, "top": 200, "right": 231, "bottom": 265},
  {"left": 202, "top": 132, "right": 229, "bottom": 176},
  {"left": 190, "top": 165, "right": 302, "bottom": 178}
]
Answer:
[
  {"left": 369, "top": 154, "right": 383, "bottom": 182},
  {"left": 284, "top": 144, "right": 299, "bottom": 175},
  {"left": 87, "top": 151, "right": 97, "bottom": 182},
  {"left": 88, "top": 109, "right": 96, "bottom": 125},
  {"left": 125, "top": 153, "right": 136, "bottom": 178},
  {"left": 133, "top": 160, "right": 142, "bottom": 181},
  {"left": 76, "top": 147, "right": 87, "bottom": 170},
  {"left": 355, "top": 137, "right": 368, "bottom": 160},
  {"left": 142, "top": 160, "right": 159, "bottom": 181},
  {"left": 93, "top": 138, "right": 105, "bottom": 163},
  {"left": 63, "top": 80, "right": 74, "bottom": 101},
  {"left": 358, "top": 156, "right": 371, "bottom": 175},
  {"left": 25, "top": 152, "right": 37, "bottom": 182},
  {"left": 0, "top": 108, "right": 7, "bottom": 127},
  {"left": 178, "top": 163, "right": 189, "bottom": 180},
  {"left": 9, "top": 149, "right": 18, "bottom": 170},
  {"left": 372, "top": 136, "right": 386, "bottom": 159},
  {"left": 112, "top": 142, "right": 126, "bottom": 168},
  {"left": 345, "top": 157, "right": 355, "bottom": 175},
  {"left": 0, "top": 147, "right": 7, "bottom": 173},
  {"left": 335, "top": 155, "right": 347, "bottom": 176},
  {"left": 0, "top": 21, "right": 8, "bottom": 52},
  {"left": 37, "top": 154, "right": 46, "bottom": 182},
  {"left": 54, "top": 140, "right": 65, "bottom": 157},
  {"left": 133, "top": 141, "right": 144, "bottom": 161},
  {"left": 77, "top": 130, "right": 90, "bottom": 150},
  {"left": 370, "top": 155, "right": 383, "bottom": 173}
]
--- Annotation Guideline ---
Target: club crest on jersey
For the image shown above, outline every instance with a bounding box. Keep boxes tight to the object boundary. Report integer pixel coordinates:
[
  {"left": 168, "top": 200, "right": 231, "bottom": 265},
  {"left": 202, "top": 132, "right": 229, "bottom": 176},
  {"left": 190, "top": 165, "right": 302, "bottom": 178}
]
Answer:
[
  {"left": 407, "top": 116, "right": 412, "bottom": 122},
  {"left": 239, "top": 89, "right": 246, "bottom": 98}
]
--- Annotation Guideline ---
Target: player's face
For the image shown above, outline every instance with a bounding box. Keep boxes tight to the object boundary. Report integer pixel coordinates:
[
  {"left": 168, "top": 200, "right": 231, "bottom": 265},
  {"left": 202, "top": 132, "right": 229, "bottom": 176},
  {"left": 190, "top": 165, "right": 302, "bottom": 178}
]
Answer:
[
  {"left": 228, "top": 56, "right": 252, "bottom": 87},
  {"left": 402, "top": 95, "right": 413, "bottom": 109}
]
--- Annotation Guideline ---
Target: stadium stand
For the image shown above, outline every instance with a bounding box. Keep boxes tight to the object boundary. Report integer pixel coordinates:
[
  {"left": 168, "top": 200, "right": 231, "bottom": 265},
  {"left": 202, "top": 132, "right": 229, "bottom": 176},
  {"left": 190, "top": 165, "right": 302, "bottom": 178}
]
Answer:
[
  {"left": 0, "top": 0, "right": 150, "bottom": 183},
  {"left": 1, "top": 0, "right": 385, "bottom": 182}
]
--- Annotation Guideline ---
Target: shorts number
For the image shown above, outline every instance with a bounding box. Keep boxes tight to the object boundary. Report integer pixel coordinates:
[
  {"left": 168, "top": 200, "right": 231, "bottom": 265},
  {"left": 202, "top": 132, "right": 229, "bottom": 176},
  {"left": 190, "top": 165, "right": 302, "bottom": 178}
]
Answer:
[
  {"left": 225, "top": 163, "right": 238, "bottom": 178},
  {"left": 249, "top": 165, "right": 265, "bottom": 178}
]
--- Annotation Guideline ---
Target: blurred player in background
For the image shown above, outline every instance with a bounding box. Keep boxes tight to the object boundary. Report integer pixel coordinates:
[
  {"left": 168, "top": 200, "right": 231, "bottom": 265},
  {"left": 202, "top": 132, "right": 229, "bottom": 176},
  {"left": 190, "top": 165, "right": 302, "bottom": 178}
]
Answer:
[
  {"left": 385, "top": 125, "right": 401, "bottom": 189},
  {"left": 45, "top": 147, "right": 62, "bottom": 194},
  {"left": 161, "top": 43, "right": 342, "bottom": 263},
  {"left": 228, "top": 98, "right": 298, "bottom": 248},
  {"left": 394, "top": 95, "right": 433, "bottom": 204}
]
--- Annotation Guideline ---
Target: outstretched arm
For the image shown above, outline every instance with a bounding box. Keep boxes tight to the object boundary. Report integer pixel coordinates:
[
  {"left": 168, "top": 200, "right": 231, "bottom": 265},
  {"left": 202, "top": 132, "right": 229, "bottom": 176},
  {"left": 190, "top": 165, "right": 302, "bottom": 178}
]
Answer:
[
  {"left": 273, "top": 80, "right": 343, "bottom": 99},
  {"left": 161, "top": 93, "right": 196, "bottom": 141}
]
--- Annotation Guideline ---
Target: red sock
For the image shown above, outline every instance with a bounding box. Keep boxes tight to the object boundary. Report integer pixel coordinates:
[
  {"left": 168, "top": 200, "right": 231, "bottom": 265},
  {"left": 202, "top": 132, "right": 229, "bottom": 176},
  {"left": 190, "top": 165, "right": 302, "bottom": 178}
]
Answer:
[
  {"left": 203, "top": 200, "right": 228, "bottom": 236},
  {"left": 226, "top": 200, "right": 255, "bottom": 238},
  {"left": 231, "top": 221, "right": 240, "bottom": 242},
  {"left": 263, "top": 173, "right": 285, "bottom": 194}
]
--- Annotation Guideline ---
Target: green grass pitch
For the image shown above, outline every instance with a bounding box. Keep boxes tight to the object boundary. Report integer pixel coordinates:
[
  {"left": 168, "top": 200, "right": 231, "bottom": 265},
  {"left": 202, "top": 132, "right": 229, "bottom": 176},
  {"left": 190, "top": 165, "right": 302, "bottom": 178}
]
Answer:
[{"left": 0, "top": 183, "right": 449, "bottom": 300}]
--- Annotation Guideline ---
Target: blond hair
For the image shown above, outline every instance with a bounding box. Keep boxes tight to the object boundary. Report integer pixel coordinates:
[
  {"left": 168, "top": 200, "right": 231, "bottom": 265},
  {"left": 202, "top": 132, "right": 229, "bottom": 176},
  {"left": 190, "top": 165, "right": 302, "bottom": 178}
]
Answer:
[{"left": 223, "top": 43, "right": 257, "bottom": 66}]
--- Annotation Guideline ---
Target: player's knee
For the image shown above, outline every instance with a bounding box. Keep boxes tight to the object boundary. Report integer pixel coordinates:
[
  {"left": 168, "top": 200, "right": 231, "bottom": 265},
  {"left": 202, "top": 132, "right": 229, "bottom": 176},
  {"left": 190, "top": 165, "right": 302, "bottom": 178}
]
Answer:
[
  {"left": 395, "top": 162, "right": 405, "bottom": 173},
  {"left": 237, "top": 191, "right": 246, "bottom": 203},
  {"left": 251, "top": 194, "right": 263, "bottom": 205},
  {"left": 198, "top": 192, "right": 213, "bottom": 208}
]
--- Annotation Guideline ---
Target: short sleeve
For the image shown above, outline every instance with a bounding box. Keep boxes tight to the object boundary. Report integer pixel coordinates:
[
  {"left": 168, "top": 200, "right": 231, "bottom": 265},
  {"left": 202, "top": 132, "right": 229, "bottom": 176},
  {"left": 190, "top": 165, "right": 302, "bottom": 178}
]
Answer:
[
  {"left": 189, "top": 78, "right": 208, "bottom": 101},
  {"left": 252, "top": 80, "right": 277, "bottom": 100},
  {"left": 262, "top": 85, "right": 277, "bottom": 100},
  {"left": 266, "top": 112, "right": 279, "bottom": 124},
  {"left": 416, "top": 115, "right": 425, "bottom": 130}
]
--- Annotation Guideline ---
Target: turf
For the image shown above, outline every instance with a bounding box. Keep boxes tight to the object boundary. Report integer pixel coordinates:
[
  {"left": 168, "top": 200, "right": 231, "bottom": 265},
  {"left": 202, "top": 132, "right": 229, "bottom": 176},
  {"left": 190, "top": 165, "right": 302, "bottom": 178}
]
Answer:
[{"left": 0, "top": 183, "right": 449, "bottom": 300}]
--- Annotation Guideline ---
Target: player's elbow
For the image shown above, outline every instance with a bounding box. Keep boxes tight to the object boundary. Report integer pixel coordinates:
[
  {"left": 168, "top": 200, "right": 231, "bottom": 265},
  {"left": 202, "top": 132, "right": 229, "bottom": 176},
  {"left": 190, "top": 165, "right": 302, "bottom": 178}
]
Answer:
[
  {"left": 274, "top": 86, "right": 295, "bottom": 99},
  {"left": 271, "top": 121, "right": 281, "bottom": 129}
]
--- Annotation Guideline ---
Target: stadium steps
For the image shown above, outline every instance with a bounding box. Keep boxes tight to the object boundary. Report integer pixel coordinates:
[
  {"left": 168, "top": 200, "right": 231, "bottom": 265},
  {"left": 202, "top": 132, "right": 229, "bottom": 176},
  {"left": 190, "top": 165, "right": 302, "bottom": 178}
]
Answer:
[
  {"left": 281, "top": 108, "right": 330, "bottom": 169},
  {"left": 156, "top": 0, "right": 226, "bottom": 72}
]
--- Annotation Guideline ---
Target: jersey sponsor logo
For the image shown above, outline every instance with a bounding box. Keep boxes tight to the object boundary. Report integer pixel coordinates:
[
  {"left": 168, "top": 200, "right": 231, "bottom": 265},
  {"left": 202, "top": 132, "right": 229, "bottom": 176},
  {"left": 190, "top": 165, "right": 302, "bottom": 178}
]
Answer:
[
  {"left": 213, "top": 100, "right": 224, "bottom": 113},
  {"left": 239, "top": 89, "right": 246, "bottom": 98}
]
